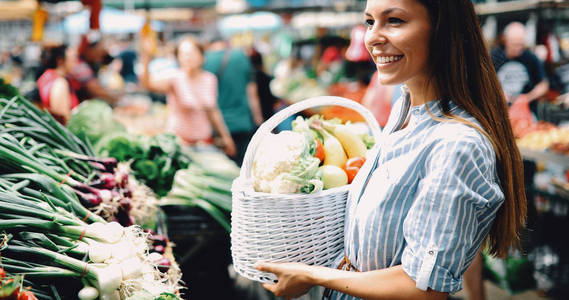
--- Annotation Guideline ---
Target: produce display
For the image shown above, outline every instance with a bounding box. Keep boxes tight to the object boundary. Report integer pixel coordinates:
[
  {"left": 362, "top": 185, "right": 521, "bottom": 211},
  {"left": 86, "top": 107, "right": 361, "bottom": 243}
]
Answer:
[
  {"left": 0, "top": 270, "right": 39, "bottom": 300},
  {"left": 0, "top": 176, "right": 181, "bottom": 299},
  {"left": 516, "top": 123, "right": 569, "bottom": 152},
  {"left": 0, "top": 96, "right": 158, "bottom": 227},
  {"left": 96, "top": 133, "right": 190, "bottom": 198},
  {"left": 67, "top": 98, "right": 238, "bottom": 232},
  {"left": 161, "top": 150, "right": 240, "bottom": 232},
  {"left": 251, "top": 115, "right": 374, "bottom": 194},
  {"left": 67, "top": 100, "right": 126, "bottom": 147},
  {"left": 0, "top": 93, "right": 182, "bottom": 299},
  {"left": 68, "top": 101, "right": 190, "bottom": 197},
  {"left": 112, "top": 99, "right": 168, "bottom": 137},
  {"left": 0, "top": 78, "right": 19, "bottom": 100},
  {"left": 270, "top": 71, "right": 327, "bottom": 105}
]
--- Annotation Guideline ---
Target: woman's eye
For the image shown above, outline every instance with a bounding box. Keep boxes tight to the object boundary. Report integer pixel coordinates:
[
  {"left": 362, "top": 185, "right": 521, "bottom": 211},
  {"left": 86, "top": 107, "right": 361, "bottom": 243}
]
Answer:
[
  {"left": 388, "top": 17, "right": 404, "bottom": 25},
  {"left": 365, "top": 19, "right": 374, "bottom": 28}
]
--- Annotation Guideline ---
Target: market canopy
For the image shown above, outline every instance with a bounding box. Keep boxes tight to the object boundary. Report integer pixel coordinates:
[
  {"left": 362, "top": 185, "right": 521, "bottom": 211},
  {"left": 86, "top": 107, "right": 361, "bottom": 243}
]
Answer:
[
  {"left": 38, "top": 0, "right": 215, "bottom": 9},
  {"left": 63, "top": 6, "right": 164, "bottom": 34},
  {"left": 218, "top": 11, "right": 282, "bottom": 35},
  {"left": 102, "top": 0, "right": 215, "bottom": 9}
]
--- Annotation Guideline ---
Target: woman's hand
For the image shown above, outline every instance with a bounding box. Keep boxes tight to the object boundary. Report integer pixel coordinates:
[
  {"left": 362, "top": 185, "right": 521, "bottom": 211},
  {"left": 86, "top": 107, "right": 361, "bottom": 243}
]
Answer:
[
  {"left": 254, "top": 262, "right": 315, "bottom": 299},
  {"left": 222, "top": 136, "right": 237, "bottom": 158}
]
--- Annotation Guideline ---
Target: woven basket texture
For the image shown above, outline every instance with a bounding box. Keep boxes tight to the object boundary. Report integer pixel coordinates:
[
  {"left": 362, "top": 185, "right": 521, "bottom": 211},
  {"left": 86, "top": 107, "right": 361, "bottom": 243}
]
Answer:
[{"left": 231, "top": 96, "right": 381, "bottom": 283}]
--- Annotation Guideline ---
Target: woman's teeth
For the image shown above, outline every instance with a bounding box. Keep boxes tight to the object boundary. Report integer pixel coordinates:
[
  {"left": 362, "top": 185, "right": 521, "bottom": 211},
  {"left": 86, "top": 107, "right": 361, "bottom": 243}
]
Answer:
[{"left": 378, "top": 56, "right": 402, "bottom": 63}]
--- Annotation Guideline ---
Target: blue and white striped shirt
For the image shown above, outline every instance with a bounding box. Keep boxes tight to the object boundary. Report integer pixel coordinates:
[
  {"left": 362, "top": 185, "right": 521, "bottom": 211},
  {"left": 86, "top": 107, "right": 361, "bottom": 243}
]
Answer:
[{"left": 329, "top": 87, "right": 505, "bottom": 299}]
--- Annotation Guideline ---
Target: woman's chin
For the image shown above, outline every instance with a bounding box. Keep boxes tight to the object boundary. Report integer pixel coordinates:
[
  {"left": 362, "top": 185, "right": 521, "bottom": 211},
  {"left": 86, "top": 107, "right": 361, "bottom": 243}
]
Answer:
[{"left": 377, "top": 75, "right": 402, "bottom": 86}]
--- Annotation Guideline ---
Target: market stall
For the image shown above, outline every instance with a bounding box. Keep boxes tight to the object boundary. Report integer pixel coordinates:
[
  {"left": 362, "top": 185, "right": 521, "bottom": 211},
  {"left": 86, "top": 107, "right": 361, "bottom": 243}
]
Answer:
[
  {"left": 2, "top": 0, "right": 569, "bottom": 299},
  {"left": 0, "top": 76, "right": 239, "bottom": 298},
  {"left": 0, "top": 82, "right": 184, "bottom": 299}
]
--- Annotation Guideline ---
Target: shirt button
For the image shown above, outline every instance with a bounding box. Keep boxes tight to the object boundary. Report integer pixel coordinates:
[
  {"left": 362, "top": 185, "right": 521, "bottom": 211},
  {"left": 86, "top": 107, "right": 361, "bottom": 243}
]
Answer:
[{"left": 428, "top": 250, "right": 435, "bottom": 255}]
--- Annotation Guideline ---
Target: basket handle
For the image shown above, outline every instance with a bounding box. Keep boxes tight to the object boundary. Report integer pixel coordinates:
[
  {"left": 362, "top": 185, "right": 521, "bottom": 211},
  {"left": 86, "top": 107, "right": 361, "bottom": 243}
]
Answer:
[{"left": 241, "top": 96, "right": 383, "bottom": 179}]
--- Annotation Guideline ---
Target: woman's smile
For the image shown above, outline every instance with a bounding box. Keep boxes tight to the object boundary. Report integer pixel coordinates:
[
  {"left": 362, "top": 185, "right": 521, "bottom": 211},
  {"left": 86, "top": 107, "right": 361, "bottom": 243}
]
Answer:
[{"left": 374, "top": 54, "right": 404, "bottom": 68}]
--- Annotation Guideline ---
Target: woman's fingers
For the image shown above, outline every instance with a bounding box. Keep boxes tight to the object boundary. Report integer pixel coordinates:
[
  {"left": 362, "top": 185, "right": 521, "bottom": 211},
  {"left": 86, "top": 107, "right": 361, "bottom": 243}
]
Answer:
[
  {"left": 254, "top": 262, "right": 278, "bottom": 274},
  {"left": 261, "top": 283, "right": 277, "bottom": 293}
]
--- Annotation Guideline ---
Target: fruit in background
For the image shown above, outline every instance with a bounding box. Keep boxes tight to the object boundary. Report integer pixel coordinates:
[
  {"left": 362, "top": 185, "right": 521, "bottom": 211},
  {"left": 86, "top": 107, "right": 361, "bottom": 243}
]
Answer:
[
  {"left": 319, "top": 165, "right": 348, "bottom": 189},
  {"left": 344, "top": 157, "right": 365, "bottom": 184}
]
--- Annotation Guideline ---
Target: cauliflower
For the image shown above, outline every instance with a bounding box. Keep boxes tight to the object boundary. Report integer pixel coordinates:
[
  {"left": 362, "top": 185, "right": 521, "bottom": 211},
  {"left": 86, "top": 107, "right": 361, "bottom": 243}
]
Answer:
[{"left": 252, "top": 131, "right": 322, "bottom": 194}]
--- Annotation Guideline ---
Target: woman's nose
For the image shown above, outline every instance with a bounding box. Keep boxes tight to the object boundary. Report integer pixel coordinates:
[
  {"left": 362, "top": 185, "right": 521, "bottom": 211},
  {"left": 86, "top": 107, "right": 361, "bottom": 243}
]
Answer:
[{"left": 365, "top": 28, "right": 388, "bottom": 48}]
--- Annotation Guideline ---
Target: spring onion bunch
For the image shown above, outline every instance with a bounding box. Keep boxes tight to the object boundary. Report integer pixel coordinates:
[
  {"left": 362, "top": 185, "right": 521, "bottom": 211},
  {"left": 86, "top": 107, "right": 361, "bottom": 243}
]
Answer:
[
  {"left": 0, "top": 96, "right": 158, "bottom": 227},
  {"left": 161, "top": 150, "right": 240, "bottom": 232},
  {"left": 0, "top": 96, "right": 93, "bottom": 156},
  {"left": 0, "top": 177, "right": 182, "bottom": 300}
]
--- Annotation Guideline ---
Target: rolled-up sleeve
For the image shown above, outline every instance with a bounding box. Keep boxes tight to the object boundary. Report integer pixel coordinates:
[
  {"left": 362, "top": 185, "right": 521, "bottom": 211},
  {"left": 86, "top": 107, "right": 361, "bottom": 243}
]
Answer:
[{"left": 401, "top": 136, "right": 504, "bottom": 293}]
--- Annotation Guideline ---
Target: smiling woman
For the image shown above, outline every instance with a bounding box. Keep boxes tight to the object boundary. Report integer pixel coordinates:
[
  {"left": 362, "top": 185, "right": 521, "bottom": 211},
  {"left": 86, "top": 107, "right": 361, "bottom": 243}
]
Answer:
[
  {"left": 364, "top": 1, "right": 431, "bottom": 95},
  {"left": 254, "top": 0, "right": 527, "bottom": 299}
]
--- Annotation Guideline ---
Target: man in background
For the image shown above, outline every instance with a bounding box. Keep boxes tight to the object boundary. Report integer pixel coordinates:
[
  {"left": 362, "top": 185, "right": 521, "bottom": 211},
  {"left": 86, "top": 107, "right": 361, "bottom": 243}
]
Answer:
[
  {"left": 203, "top": 33, "right": 263, "bottom": 166},
  {"left": 491, "top": 22, "right": 549, "bottom": 115}
]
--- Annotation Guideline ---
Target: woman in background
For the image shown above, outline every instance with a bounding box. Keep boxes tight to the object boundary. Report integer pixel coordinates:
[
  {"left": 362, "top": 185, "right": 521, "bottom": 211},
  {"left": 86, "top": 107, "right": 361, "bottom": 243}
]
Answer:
[
  {"left": 36, "top": 44, "right": 79, "bottom": 124},
  {"left": 140, "top": 36, "right": 236, "bottom": 157}
]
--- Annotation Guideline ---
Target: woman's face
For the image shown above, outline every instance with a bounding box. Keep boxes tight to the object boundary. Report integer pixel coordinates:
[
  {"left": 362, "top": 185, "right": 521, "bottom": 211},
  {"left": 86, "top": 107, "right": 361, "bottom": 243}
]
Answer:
[
  {"left": 64, "top": 47, "right": 78, "bottom": 74},
  {"left": 177, "top": 40, "right": 203, "bottom": 71},
  {"left": 364, "top": 0, "right": 431, "bottom": 88}
]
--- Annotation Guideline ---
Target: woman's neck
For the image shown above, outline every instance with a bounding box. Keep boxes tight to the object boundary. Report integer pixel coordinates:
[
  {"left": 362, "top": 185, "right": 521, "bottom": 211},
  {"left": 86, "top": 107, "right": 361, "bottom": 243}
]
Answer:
[
  {"left": 406, "top": 80, "right": 439, "bottom": 107},
  {"left": 55, "top": 67, "right": 66, "bottom": 77},
  {"left": 185, "top": 68, "right": 201, "bottom": 79}
]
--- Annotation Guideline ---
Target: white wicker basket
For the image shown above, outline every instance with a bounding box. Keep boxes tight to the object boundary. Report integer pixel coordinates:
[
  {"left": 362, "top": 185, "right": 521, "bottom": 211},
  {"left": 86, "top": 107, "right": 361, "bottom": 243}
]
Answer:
[{"left": 231, "top": 96, "right": 382, "bottom": 283}]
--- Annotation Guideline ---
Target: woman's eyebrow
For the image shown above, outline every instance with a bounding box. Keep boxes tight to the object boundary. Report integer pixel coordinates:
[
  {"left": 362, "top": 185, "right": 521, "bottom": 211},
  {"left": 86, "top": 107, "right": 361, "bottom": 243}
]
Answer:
[
  {"left": 382, "top": 7, "right": 405, "bottom": 16},
  {"left": 364, "top": 7, "right": 406, "bottom": 18}
]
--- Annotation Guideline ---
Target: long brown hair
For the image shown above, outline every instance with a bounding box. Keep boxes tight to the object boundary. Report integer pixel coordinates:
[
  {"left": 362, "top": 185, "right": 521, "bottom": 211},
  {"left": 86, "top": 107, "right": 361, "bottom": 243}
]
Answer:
[{"left": 416, "top": 0, "right": 526, "bottom": 258}]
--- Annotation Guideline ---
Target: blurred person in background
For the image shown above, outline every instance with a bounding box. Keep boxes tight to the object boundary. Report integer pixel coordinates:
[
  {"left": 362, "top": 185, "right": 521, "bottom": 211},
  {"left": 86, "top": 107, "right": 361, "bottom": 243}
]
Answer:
[
  {"left": 491, "top": 22, "right": 549, "bottom": 115},
  {"left": 249, "top": 48, "right": 279, "bottom": 122},
  {"left": 70, "top": 31, "right": 122, "bottom": 104},
  {"left": 36, "top": 44, "right": 79, "bottom": 124},
  {"left": 362, "top": 71, "right": 403, "bottom": 128},
  {"left": 139, "top": 35, "right": 236, "bottom": 157},
  {"left": 203, "top": 32, "right": 263, "bottom": 166},
  {"left": 117, "top": 34, "right": 138, "bottom": 85}
]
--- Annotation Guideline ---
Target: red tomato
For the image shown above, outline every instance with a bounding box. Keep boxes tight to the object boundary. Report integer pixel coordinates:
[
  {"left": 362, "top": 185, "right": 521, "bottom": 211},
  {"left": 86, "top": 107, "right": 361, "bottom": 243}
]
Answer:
[
  {"left": 4, "top": 286, "right": 20, "bottom": 300},
  {"left": 344, "top": 157, "right": 366, "bottom": 184},
  {"left": 346, "top": 157, "right": 365, "bottom": 169},
  {"left": 18, "top": 291, "right": 38, "bottom": 300},
  {"left": 344, "top": 167, "right": 358, "bottom": 184},
  {"left": 314, "top": 139, "right": 325, "bottom": 162},
  {"left": 0, "top": 267, "right": 5, "bottom": 278}
]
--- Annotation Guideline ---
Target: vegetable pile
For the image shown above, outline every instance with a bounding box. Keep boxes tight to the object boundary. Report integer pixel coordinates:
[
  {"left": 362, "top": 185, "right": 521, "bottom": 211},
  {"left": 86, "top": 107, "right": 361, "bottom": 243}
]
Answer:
[
  {"left": 67, "top": 100, "right": 126, "bottom": 147},
  {"left": 0, "top": 94, "right": 183, "bottom": 299},
  {"left": 0, "top": 175, "right": 182, "bottom": 299},
  {"left": 0, "top": 96, "right": 158, "bottom": 228},
  {"left": 161, "top": 150, "right": 240, "bottom": 232},
  {"left": 0, "top": 269, "right": 39, "bottom": 300},
  {"left": 96, "top": 133, "right": 190, "bottom": 197},
  {"left": 251, "top": 115, "right": 374, "bottom": 194},
  {"left": 68, "top": 101, "right": 190, "bottom": 197},
  {"left": 0, "top": 78, "right": 19, "bottom": 101}
]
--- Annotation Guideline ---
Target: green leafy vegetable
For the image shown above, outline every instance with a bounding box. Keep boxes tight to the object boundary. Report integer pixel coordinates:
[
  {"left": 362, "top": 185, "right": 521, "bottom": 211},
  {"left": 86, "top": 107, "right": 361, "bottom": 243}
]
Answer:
[
  {"left": 67, "top": 100, "right": 125, "bottom": 146},
  {"left": 0, "top": 78, "right": 19, "bottom": 99}
]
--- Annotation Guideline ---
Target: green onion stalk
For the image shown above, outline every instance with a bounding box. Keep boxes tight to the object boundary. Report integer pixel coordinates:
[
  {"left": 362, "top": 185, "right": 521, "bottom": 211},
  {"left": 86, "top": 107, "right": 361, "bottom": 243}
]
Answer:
[{"left": 0, "top": 96, "right": 93, "bottom": 156}]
